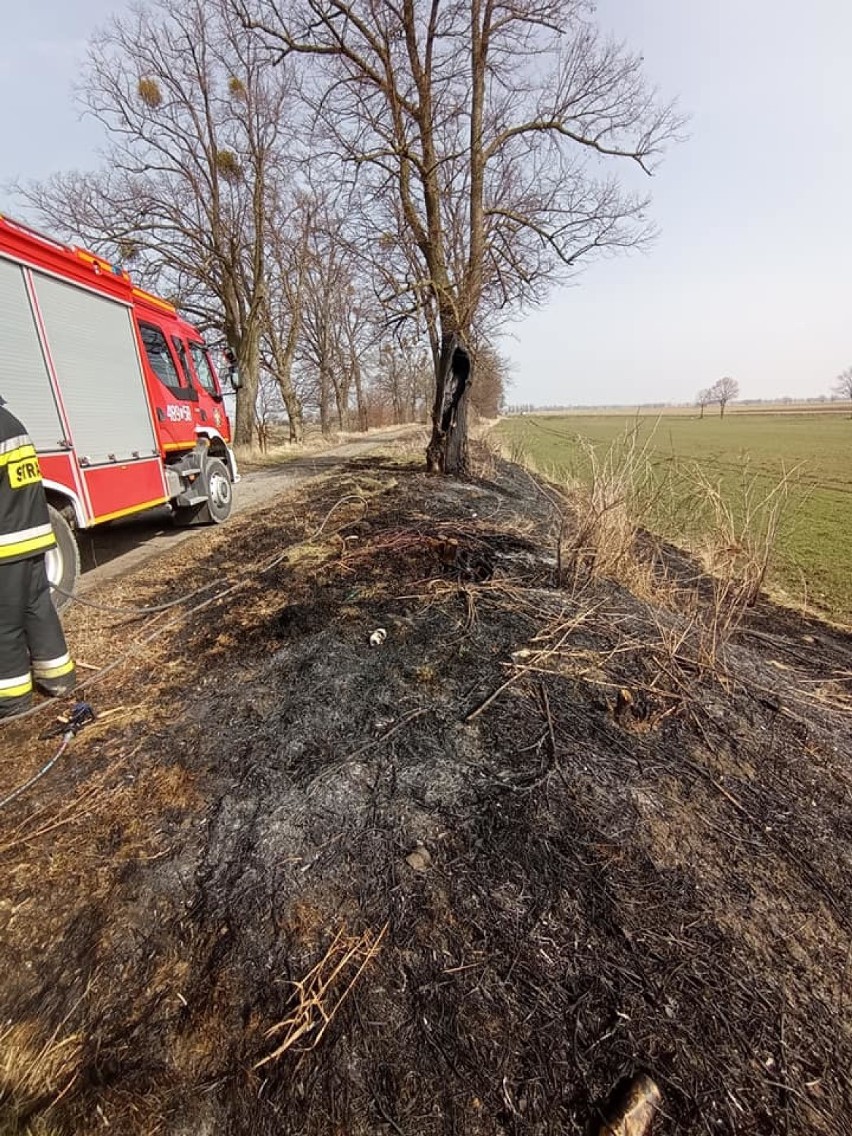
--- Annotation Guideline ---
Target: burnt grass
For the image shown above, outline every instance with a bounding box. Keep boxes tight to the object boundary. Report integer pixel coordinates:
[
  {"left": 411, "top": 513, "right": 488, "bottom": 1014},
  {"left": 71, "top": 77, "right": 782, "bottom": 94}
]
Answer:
[{"left": 0, "top": 448, "right": 851, "bottom": 1135}]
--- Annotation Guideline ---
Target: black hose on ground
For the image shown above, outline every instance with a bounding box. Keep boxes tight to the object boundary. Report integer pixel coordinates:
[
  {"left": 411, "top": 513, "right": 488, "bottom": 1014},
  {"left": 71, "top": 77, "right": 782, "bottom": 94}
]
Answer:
[{"left": 50, "top": 580, "right": 220, "bottom": 616}]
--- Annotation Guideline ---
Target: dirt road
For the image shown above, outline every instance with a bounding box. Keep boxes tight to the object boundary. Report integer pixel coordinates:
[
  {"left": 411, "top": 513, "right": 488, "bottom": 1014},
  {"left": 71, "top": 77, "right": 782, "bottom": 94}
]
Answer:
[{"left": 76, "top": 426, "right": 421, "bottom": 592}]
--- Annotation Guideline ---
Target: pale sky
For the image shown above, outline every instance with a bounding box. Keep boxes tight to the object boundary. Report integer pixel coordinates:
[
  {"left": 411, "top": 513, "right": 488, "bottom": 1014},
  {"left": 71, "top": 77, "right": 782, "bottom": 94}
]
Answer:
[{"left": 2, "top": 1, "right": 850, "bottom": 406}]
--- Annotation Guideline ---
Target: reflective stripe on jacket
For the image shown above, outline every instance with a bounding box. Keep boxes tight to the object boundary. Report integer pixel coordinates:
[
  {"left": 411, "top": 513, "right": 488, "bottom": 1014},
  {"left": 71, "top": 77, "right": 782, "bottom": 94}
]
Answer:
[{"left": 0, "top": 406, "right": 56, "bottom": 564}]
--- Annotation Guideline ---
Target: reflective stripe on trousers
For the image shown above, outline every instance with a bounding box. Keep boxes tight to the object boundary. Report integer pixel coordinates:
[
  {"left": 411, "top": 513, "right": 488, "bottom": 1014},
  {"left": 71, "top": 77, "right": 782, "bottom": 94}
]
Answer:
[
  {"left": 0, "top": 672, "right": 33, "bottom": 699},
  {"left": 32, "top": 653, "right": 75, "bottom": 680}
]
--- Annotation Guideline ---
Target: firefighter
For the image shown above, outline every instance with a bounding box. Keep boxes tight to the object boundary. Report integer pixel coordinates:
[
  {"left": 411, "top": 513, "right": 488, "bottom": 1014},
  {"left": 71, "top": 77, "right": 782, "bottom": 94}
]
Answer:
[{"left": 0, "top": 395, "right": 76, "bottom": 719}]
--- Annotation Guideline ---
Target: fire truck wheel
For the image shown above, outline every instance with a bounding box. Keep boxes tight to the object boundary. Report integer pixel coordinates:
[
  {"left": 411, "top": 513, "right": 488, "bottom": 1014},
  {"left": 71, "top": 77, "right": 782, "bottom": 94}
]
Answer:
[
  {"left": 45, "top": 505, "right": 81, "bottom": 611},
  {"left": 198, "top": 457, "right": 233, "bottom": 524},
  {"left": 174, "top": 457, "right": 233, "bottom": 526}
]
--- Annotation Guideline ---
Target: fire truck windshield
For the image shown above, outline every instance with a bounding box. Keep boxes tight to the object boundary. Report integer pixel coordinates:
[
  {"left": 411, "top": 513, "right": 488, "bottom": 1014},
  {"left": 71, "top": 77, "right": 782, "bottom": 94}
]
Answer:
[
  {"left": 138, "top": 322, "right": 185, "bottom": 390},
  {"left": 189, "top": 342, "right": 219, "bottom": 396}
]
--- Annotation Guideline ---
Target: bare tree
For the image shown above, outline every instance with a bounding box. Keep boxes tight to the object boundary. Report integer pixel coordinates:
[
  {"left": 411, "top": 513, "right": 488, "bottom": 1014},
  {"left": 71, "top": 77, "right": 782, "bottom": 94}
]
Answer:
[
  {"left": 376, "top": 341, "right": 432, "bottom": 426},
  {"left": 470, "top": 345, "right": 511, "bottom": 421},
  {"left": 338, "top": 285, "right": 383, "bottom": 433},
  {"left": 299, "top": 218, "right": 353, "bottom": 434},
  {"left": 236, "top": 0, "right": 682, "bottom": 473},
  {"left": 696, "top": 388, "right": 713, "bottom": 419},
  {"left": 261, "top": 196, "right": 316, "bottom": 442},
  {"left": 834, "top": 366, "right": 852, "bottom": 404},
  {"left": 255, "top": 371, "right": 286, "bottom": 451},
  {"left": 710, "top": 376, "right": 739, "bottom": 418},
  {"left": 17, "top": 0, "right": 299, "bottom": 448},
  {"left": 296, "top": 209, "right": 384, "bottom": 435}
]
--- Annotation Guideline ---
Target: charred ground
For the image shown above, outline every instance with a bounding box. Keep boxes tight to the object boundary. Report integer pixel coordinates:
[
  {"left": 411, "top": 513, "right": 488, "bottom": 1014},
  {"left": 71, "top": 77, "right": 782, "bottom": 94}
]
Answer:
[{"left": 0, "top": 445, "right": 850, "bottom": 1135}]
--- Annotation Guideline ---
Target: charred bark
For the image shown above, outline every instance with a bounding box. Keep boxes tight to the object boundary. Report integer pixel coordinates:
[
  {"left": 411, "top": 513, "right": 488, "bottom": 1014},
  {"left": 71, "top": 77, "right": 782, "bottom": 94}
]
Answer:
[{"left": 426, "top": 335, "right": 472, "bottom": 475}]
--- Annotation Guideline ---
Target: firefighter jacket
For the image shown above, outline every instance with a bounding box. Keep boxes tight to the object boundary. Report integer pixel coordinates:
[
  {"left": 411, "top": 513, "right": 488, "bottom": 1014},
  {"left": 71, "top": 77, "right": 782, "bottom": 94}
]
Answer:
[{"left": 0, "top": 404, "right": 57, "bottom": 564}]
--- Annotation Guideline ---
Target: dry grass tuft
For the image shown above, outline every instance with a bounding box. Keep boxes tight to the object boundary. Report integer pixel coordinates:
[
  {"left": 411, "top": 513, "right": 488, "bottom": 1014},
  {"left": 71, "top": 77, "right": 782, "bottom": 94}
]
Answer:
[
  {"left": 688, "top": 459, "right": 796, "bottom": 609},
  {"left": 254, "top": 923, "right": 387, "bottom": 1068},
  {"left": 561, "top": 430, "right": 652, "bottom": 584},
  {"left": 484, "top": 429, "right": 804, "bottom": 724},
  {"left": 502, "top": 428, "right": 796, "bottom": 684},
  {"left": 0, "top": 1021, "right": 82, "bottom": 1125}
]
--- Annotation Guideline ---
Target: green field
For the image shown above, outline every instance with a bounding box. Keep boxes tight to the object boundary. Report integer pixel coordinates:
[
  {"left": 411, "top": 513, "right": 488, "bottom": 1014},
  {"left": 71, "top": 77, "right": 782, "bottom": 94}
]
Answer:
[{"left": 495, "top": 412, "right": 852, "bottom": 625}]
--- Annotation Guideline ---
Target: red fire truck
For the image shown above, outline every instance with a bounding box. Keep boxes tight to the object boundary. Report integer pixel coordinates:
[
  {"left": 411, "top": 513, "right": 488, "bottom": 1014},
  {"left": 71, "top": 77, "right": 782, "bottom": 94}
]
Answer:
[{"left": 0, "top": 215, "right": 238, "bottom": 603}]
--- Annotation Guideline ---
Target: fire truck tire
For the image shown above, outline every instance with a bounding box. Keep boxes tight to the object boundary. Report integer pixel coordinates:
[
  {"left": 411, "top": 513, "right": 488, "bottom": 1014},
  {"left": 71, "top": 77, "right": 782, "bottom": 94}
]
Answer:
[
  {"left": 45, "top": 504, "right": 80, "bottom": 611},
  {"left": 202, "top": 457, "right": 233, "bottom": 524},
  {"left": 174, "top": 457, "right": 233, "bottom": 526}
]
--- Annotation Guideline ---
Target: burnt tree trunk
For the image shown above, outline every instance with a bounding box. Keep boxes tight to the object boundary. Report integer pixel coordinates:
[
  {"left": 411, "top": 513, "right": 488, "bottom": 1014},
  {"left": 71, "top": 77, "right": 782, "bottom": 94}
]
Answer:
[{"left": 426, "top": 334, "right": 472, "bottom": 475}]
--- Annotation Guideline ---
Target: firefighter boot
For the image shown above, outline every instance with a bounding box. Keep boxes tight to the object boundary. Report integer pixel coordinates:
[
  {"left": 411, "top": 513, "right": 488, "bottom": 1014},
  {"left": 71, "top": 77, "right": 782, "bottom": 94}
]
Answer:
[
  {"left": 32, "top": 657, "right": 76, "bottom": 698},
  {"left": 26, "top": 558, "right": 76, "bottom": 698}
]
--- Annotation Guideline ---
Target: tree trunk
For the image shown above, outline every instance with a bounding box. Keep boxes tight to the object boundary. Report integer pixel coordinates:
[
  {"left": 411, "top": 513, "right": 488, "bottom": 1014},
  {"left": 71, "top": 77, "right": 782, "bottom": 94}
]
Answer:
[
  {"left": 266, "top": 296, "right": 305, "bottom": 444},
  {"left": 319, "top": 366, "right": 331, "bottom": 435},
  {"left": 699, "top": 404, "right": 704, "bottom": 419},
  {"left": 233, "top": 331, "right": 261, "bottom": 448},
  {"left": 426, "top": 332, "right": 472, "bottom": 475},
  {"left": 271, "top": 353, "right": 304, "bottom": 442},
  {"left": 333, "top": 374, "right": 350, "bottom": 431},
  {"left": 352, "top": 358, "right": 369, "bottom": 432},
  {"left": 282, "top": 391, "right": 304, "bottom": 443},
  {"left": 720, "top": 402, "right": 725, "bottom": 418}
]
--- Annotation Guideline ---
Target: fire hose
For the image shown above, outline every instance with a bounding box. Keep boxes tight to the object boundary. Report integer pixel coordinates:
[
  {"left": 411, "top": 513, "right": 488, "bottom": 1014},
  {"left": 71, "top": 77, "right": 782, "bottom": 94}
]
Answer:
[
  {"left": 0, "top": 701, "right": 95, "bottom": 810},
  {"left": 49, "top": 580, "right": 219, "bottom": 615}
]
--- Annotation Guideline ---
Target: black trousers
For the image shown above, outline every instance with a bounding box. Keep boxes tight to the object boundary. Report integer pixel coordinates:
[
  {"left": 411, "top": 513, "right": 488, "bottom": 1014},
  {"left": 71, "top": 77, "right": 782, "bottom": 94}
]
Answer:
[{"left": 0, "top": 556, "right": 75, "bottom": 718}]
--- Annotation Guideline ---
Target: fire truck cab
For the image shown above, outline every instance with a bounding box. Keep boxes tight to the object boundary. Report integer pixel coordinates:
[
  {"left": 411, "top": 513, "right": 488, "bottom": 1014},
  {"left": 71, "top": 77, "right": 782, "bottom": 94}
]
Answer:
[{"left": 0, "top": 214, "right": 238, "bottom": 603}]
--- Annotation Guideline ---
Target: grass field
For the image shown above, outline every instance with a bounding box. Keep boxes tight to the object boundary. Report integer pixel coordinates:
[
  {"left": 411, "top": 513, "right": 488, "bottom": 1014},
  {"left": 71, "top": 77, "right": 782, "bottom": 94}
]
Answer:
[{"left": 495, "top": 411, "right": 852, "bottom": 624}]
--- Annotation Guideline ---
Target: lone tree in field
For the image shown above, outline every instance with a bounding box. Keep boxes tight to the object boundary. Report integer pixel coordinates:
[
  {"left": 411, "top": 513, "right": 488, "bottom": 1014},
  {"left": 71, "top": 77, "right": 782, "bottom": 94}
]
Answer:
[
  {"left": 834, "top": 366, "right": 852, "bottom": 404},
  {"left": 711, "top": 376, "right": 739, "bottom": 417},
  {"left": 236, "top": 0, "right": 681, "bottom": 472},
  {"left": 696, "top": 387, "right": 713, "bottom": 419}
]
